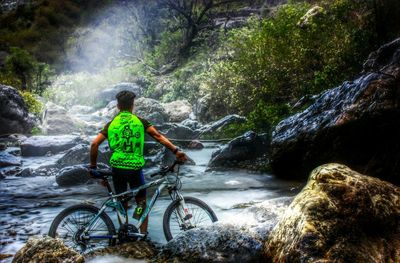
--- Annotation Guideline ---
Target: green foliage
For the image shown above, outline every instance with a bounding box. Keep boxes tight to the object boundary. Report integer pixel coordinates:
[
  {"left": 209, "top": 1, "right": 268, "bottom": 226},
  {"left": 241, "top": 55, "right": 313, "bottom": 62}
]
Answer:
[
  {"left": 200, "top": 122, "right": 251, "bottom": 140},
  {"left": 1, "top": 47, "right": 53, "bottom": 93},
  {"left": 5, "top": 47, "right": 36, "bottom": 89},
  {"left": 145, "top": 30, "right": 183, "bottom": 70},
  {"left": 202, "top": 0, "right": 377, "bottom": 133},
  {"left": 30, "top": 126, "right": 43, "bottom": 135},
  {"left": 20, "top": 91, "right": 44, "bottom": 117},
  {"left": 0, "top": 0, "right": 110, "bottom": 69}
]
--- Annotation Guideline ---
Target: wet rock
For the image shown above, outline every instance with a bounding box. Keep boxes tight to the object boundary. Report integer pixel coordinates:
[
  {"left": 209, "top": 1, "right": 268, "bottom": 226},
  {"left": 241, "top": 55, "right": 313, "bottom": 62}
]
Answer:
[
  {"left": 163, "top": 123, "right": 198, "bottom": 140},
  {"left": 208, "top": 131, "right": 269, "bottom": 170},
  {"left": 194, "top": 94, "right": 213, "bottom": 123},
  {"left": 42, "top": 102, "right": 77, "bottom": 135},
  {"left": 0, "top": 143, "right": 6, "bottom": 151},
  {"left": 55, "top": 165, "right": 90, "bottom": 187},
  {"left": 156, "top": 148, "right": 195, "bottom": 166},
  {"left": 0, "top": 134, "right": 27, "bottom": 147},
  {"left": 181, "top": 118, "right": 201, "bottom": 130},
  {"left": 15, "top": 168, "right": 38, "bottom": 177},
  {"left": 199, "top": 114, "right": 247, "bottom": 136},
  {"left": 86, "top": 241, "right": 156, "bottom": 260},
  {"left": 264, "top": 163, "right": 400, "bottom": 262},
  {"left": 93, "top": 100, "right": 118, "bottom": 120},
  {"left": 13, "top": 236, "right": 84, "bottom": 263},
  {"left": 56, "top": 143, "right": 111, "bottom": 167},
  {"left": 0, "top": 151, "right": 21, "bottom": 167},
  {"left": 270, "top": 38, "right": 400, "bottom": 184},
  {"left": 0, "top": 166, "right": 22, "bottom": 177},
  {"left": 187, "top": 140, "right": 204, "bottom": 150},
  {"left": 144, "top": 141, "right": 162, "bottom": 155},
  {"left": 134, "top": 97, "right": 169, "bottom": 125},
  {"left": 34, "top": 164, "right": 58, "bottom": 177},
  {"left": 162, "top": 100, "right": 193, "bottom": 122},
  {"left": 21, "top": 135, "right": 82, "bottom": 156},
  {"left": 6, "top": 147, "right": 21, "bottom": 156},
  {"left": 0, "top": 85, "right": 36, "bottom": 135},
  {"left": 97, "top": 82, "right": 141, "bottom": 107},
  {"left": 0, "top": 254, "right": 12, "bottom": 260},
  {"left": 156, "top": 224, "right": 263, "bottom": 263},
  {"left": 68, "top": 105, "right": 94, "bottom": 115}
]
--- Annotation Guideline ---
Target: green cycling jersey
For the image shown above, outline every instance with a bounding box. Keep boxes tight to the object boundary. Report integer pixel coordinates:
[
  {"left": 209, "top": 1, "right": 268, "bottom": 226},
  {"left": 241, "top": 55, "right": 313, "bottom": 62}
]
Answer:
[{"left": 108, "top": 111, "right": 145, "bottom": 169}]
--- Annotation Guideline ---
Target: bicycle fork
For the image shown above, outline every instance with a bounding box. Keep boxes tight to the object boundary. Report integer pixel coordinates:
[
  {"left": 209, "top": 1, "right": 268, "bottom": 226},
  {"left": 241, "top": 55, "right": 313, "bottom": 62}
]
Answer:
[{"left": 173, "top": 192, "right": 195, "bottom": 230}]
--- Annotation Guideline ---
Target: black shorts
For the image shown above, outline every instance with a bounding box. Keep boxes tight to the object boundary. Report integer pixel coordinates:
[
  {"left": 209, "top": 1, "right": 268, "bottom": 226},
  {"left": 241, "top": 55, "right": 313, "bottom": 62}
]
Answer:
[{"left": 111, "top": 168, "right": 146, "bottom": 198}]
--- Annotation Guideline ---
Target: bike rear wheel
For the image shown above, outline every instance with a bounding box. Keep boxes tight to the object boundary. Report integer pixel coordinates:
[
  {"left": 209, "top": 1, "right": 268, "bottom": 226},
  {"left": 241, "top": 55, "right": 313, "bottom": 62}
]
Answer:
[
  {"left": 163, "top": 196, "right": 218, "bottom": 241},
  {"left": 48, "top": 204, "right": 116, "bottom": 253}
]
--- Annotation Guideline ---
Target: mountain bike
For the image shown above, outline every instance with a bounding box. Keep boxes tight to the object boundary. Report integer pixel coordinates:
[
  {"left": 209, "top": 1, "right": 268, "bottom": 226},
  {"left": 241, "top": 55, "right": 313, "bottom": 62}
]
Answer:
[{"left": 48, "top": 160, "right": 218, "bottom": 253}]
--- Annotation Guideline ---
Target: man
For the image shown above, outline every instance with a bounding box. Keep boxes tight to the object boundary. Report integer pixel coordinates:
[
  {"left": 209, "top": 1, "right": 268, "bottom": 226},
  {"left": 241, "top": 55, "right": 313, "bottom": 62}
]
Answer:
[{"left": 89, "top": 90, "right": 187, "bottom": 235}]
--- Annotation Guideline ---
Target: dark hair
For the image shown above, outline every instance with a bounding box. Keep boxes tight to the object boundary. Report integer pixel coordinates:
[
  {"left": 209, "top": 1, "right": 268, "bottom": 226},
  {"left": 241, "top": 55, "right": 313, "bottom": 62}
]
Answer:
[{"left": 116, "top": 90, "right": 136, "bottom": 110}]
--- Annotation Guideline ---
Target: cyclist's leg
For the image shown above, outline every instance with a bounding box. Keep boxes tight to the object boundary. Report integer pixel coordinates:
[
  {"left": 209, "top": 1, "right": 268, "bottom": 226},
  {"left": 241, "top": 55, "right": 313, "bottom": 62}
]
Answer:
[
  {"left": 127, "top": 170, "right": 148, "bottom": 233},
  {"left": 112, "top": 168, "right": 129, "bottom": 221}
]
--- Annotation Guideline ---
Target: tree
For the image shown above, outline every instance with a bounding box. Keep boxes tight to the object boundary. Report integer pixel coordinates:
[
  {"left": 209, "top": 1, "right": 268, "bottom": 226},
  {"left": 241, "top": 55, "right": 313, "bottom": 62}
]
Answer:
[
  {"left": 5, "top": 47, "right": 36, "bottom": 91},
  {"left": 161, "top": 0, "right": 240, "bottom": 55}
]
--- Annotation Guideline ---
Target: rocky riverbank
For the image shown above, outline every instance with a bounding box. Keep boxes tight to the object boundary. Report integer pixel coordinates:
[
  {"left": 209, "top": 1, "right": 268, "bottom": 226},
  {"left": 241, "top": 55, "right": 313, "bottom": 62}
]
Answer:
[
  {"left": 11, "top": 163, "right": 400, "bottom": 263},
  {"left": 270, "top": 38, "right": 400, "bottom": 185}
]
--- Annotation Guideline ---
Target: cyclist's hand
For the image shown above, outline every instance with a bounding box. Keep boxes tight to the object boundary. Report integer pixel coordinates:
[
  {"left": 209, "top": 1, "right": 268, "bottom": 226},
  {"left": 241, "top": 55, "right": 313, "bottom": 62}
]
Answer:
[{"left": 176, "top": 151, "right": 188, "bottom": 162}]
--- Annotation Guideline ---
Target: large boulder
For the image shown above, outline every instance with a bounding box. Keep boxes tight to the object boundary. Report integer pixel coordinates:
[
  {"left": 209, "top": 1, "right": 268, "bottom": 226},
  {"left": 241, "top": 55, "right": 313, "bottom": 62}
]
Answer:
[
  {"left": 181, "top": 118, "right": 201, "bottom": 130},
  {"left": 194, "top": 94, "right": 213, "bottom": 123},
  {"left": 0, "top": 85, "right": 36, "bottom": 135},
  {"left": 156, "top": 224, "right": 263, "bottom": 263},
  {"left": 162, "top": 100, "right": 193, "bottom": 122},
  {"left": 21, "top": 135, "right": 82, "bottom": 156},
  {"left": 199, "top": 114, "right": 247, "bottom": 137},
  {"left": 55, "top": 165, "right": 90, "bottom": 187},
  {"left": 93, "top": 100, "right": 118, "bottom": 121},
  {"left": 13, "top": 236, "right": 84, "bottom": 263},
  {"left": 162, "top": 123, "right": 198, "bottom": 140},
  {"left": 97, "top": 82, "right": 141, "bottom": 107},
  {"left": 56, "top": 143, "right": 111, "bottom": 167},
  {"left": 0, "top": 151, "right": 21, "bottom": 167},
  {"left": 270, "top": 38, "right": 400, "bottom": 184},
  {"left": 87, "top": 241, "right": 156, "bottom": 260},
  {"left": 208, "top": 131, "right": 269, "bottom": 170},
  {"left": 264, "top": 163, "right": 400, "bottom": 262},
  {"left": 134, "top": 98, "right": 169, "bottom": 125},
  {"left": 42, "top": 102, "right": 77, "bottom": 135}
]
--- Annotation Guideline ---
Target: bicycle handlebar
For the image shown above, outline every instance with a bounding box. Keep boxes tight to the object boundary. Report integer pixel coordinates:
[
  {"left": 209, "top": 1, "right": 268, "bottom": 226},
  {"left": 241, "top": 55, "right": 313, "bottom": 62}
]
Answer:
[
  {"left": 150, "top": 159, "right": 184, "bottom": 178},
  {"left": 89, "top": 159, "right": 185, "bottom": 179}
]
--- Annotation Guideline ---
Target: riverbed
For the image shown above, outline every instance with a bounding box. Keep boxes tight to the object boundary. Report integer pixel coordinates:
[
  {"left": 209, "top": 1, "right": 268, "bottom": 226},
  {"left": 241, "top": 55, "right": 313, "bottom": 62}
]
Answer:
[{"left": 0, "top": 142, "right": 302, "bottom": 262}]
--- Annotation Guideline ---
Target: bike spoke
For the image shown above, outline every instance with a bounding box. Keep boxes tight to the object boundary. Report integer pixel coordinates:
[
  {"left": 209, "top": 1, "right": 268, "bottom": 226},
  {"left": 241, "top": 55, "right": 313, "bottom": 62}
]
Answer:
[
  {"left": 54, "top": 209, "right": 113, "bottom": 253},
  {"left": 168, "top": 200, "right": 215, "bottom": 240}
]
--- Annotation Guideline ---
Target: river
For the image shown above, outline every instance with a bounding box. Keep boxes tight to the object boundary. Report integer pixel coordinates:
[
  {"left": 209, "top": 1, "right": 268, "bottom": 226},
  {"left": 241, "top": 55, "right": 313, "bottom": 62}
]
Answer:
[{"left": 0, "top": 142, "right": 302, "bottom": 262}]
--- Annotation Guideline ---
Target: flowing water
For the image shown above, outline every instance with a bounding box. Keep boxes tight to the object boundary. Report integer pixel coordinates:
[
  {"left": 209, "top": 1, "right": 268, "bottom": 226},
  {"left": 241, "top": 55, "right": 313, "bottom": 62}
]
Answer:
[{"left": 0, "top": 142, "right": 302, "bottom": 261}]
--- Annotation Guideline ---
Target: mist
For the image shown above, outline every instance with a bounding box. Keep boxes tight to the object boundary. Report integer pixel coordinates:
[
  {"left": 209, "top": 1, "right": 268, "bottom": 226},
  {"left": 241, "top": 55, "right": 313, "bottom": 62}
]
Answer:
[{"left": 63, "top": 2, "right": 146, "bottom": 73}]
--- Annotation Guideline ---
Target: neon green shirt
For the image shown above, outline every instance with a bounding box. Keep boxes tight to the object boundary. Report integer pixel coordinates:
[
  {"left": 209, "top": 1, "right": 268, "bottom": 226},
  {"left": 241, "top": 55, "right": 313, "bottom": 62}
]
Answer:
[{"left": 107, "top": 111, "right": 145, "bottom": 169}]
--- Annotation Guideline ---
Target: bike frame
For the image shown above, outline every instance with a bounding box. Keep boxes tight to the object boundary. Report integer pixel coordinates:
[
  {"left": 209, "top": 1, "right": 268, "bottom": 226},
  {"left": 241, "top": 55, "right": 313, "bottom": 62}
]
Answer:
[{"left": 82, "top": 170, "right": 190, "bottom": 240}]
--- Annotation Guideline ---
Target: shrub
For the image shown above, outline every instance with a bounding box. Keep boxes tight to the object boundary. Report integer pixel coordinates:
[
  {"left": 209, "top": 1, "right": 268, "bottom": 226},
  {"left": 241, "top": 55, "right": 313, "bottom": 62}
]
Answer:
[
  {"left": 202, "top": 0, "right": 376, "bottom": 133},
  {"left": 20, "top": 91, "right": 44, "bottom": 117}
]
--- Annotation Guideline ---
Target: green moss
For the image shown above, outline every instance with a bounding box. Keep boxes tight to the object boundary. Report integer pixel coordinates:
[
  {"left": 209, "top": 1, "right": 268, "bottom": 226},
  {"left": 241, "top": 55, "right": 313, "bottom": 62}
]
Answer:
[
  {"left": 30, "top": 126, "right": 43, "bottom": 135},
  {"left": 20, "top": 91, "right": 43, "bottom": 117}
]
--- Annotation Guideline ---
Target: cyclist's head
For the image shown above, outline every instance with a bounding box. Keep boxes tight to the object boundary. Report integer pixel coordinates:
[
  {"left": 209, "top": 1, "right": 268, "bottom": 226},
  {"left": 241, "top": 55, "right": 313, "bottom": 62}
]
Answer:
[{"left": 116, "top": 90, "right": 136, "bottom": 111}]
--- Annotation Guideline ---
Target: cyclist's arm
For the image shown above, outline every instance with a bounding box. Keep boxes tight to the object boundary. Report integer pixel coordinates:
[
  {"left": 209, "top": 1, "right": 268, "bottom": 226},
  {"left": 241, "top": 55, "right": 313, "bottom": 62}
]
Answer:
[
  {"left": 90, "top": 133, "right": 106, "bottom": 167},
  {"left": 146, "top": 126, "right": 187, "bottom": 160}
]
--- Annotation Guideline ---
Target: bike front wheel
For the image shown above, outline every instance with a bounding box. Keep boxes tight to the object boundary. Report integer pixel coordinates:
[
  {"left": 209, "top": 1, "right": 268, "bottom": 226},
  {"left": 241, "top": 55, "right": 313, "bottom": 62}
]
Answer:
[
  {"left": 163, "top": 196, "right": 218, "bottom": 241},
  {"left": 48, "top": 204, "right": 116, "bottom": 253}
]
